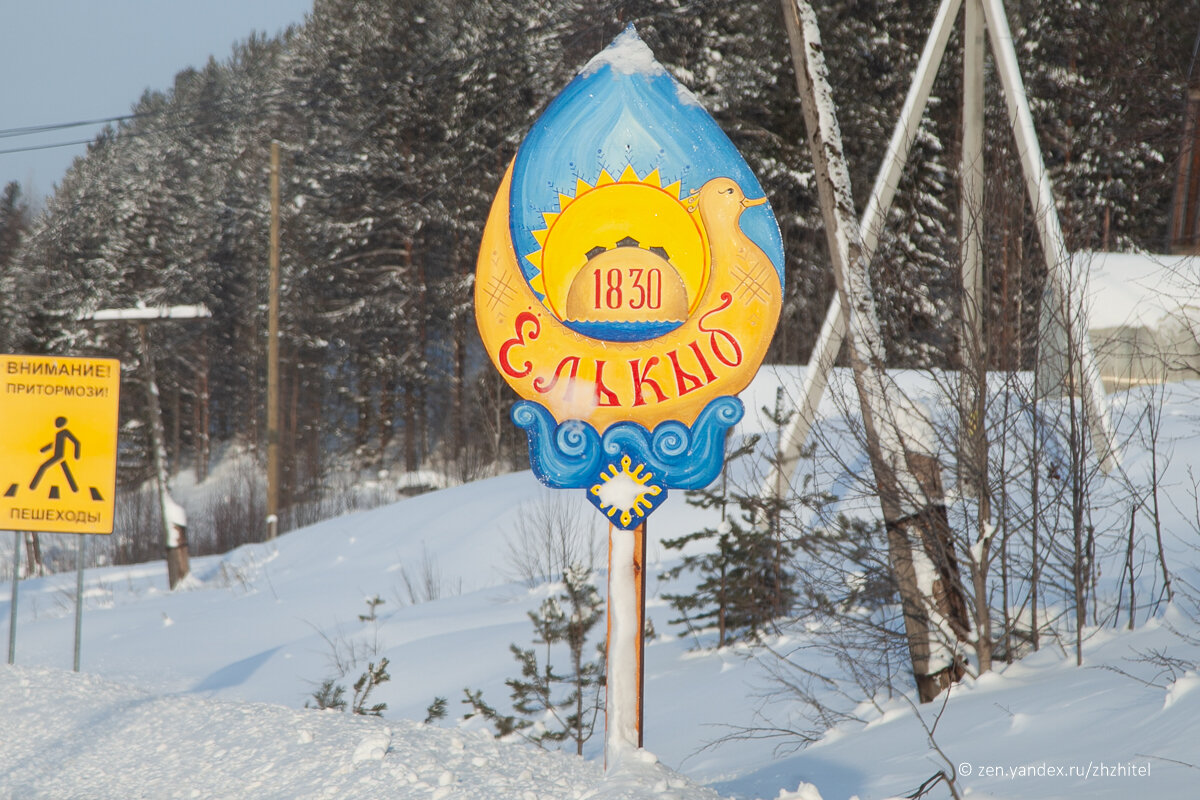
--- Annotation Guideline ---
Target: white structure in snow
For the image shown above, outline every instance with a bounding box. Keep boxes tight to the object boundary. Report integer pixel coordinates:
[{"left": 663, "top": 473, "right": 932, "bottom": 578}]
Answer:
[{"left": 1074, "top": 252, "right": 1200, "bottom": 390}]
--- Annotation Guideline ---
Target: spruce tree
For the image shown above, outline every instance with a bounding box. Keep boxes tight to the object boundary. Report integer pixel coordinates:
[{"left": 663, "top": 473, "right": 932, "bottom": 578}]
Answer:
[
  {"left": 0, "top": 181, "right": 31, "bottom": 352},
  {"left": 0, "top": 181, "right": 29, "bottom": 266}
]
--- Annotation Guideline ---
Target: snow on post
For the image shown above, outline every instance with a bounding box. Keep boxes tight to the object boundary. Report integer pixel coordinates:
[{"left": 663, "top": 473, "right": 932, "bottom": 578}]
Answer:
[{"left": 606, "top": 526, "right": 640, "bottom": 764}]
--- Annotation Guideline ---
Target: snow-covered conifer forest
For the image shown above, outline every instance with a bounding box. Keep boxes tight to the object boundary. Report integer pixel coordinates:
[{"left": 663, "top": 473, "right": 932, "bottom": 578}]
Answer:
[{"left": 3, "top": 1, "right": 1200, "bottom": 798}]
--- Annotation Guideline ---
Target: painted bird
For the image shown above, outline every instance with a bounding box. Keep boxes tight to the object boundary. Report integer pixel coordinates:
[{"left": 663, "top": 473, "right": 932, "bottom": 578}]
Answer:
[{"left": 688, "top": 177, "right": 779, "bottom": 308}]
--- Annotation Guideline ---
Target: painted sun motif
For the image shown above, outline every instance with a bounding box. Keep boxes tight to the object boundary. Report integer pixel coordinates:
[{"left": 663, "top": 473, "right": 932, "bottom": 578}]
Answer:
[
  {"left": 590, "top": 455, "right": 663, "bottom": 529},
  {"left": 525, "top": 166, "right": 711, "bottom": 342}
]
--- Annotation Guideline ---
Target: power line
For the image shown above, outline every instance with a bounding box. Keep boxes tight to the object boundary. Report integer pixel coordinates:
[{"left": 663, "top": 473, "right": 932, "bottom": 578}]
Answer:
[
  {"left": 0, "top": 98, "right": 283, "bottom": 157},
  {"left": 0, "top": 114, "right": 141, "bottom": 140},
  {"left": 0, "top": 85, "right": 290, "bottom": 158},
  {"left": 0, "top": 136, "right": 102, "bottom": 157},
  {"left": 3, "top": 0, "right": 718, "bottom": 202}
]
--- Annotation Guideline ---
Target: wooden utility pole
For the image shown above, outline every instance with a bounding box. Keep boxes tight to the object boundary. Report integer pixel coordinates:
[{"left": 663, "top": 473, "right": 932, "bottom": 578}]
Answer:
[
  {"left": 23, "top": 533, "right": 44, "bottom": 578},
  {"left": 781, "top": 0, "right": 970, "bottom": 701},
  {"left": 266, "top": 140, "right": 281, "bottom": 540},
  {"left": 959, "top": 0, "right": 988, "bottom": 514},
  {"left": 759, "top": 0, "right": 964, "bottom": 510}
]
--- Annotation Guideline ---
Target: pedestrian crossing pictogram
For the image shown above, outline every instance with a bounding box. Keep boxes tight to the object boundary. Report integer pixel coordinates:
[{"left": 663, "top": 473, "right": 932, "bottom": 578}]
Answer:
[{"left": 4, "top": 416, "right": 108, "bottom": 502}]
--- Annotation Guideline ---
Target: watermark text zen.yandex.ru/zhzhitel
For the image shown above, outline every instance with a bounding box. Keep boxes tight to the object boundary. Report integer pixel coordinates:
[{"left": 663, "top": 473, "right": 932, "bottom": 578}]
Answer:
[{"left": 957, "top": 760, "right": 1151, "bottom": 781}]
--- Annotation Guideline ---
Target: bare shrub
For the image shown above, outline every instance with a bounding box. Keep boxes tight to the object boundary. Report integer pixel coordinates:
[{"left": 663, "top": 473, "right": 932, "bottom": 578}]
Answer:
[
  {"left": 396, "top": 543, "right": 462, "bottom": 605},
  {"left": 504, "top": 491, "right": 602, "bottom": 587},
  {"left": 199, "top": 458, "right": 266, "bottom": 554},
  {"left": 110, "top": 483, "right": 164, "bottom": 566}
]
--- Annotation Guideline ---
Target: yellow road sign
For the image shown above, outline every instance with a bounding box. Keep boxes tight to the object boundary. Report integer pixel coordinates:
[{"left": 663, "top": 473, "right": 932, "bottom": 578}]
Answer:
[{"left": 0, "top": 354, "right": 121, "bottom": 534}]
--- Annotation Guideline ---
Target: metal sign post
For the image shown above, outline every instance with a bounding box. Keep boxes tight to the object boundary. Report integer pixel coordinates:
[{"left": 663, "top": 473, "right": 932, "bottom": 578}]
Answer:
[
  {"left": 0, "top": 353, "right": 121, "bottom": 671},
  {"left": 474, "top": 27, "right": 784, "bottom": 763},
  {"left": 74, "top": 536, "right": 86, "bottom": 671},
  {"left": 7, "top": 531, "right": 19, "bottom": 664}
]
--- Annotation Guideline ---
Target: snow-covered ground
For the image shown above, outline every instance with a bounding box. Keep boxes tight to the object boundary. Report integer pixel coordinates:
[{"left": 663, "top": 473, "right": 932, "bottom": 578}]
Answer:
[{"left": 4, "top": 367, "right": 1200, "bottom": 799}]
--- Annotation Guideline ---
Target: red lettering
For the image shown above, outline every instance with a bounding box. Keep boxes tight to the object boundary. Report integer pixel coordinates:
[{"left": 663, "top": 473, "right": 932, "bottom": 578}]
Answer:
[
  {"left": 646, "top": 268, "right": 662, "bottom": 309},
  {"left": 606, "top": 269, "right": 623, "bottom": 308},
  {"left": 594, "top": 360, "right": 620, "bottom": 407},
  {"left": 666, "top": 348, "right": 703, "bottom": 396},
  {"left": 534, "top": 355, "right": 581, "bottom": 400},
  {"left": 686, "top": 340, "right": 718, "bottom": 383},
  {"left": 630, "top": 268, "right": 646, "bottom": 309},
  {"left": 698, "top": 292, "right": 743, "bottom": 367},
  {"left": 629, "top": 357, "right": 667, "bottom": 407},
  {"left": 498, "top": 312, "right": 540, "bottom": 378}
]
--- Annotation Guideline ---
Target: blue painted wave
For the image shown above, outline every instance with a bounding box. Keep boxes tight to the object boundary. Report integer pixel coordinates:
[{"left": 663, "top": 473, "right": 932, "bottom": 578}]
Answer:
[
  {"left": 511, "top": 396, "right": 744, "bottom": 491},
  {"left": 561, "top": 318, "right": 684, "bottom": 342}
]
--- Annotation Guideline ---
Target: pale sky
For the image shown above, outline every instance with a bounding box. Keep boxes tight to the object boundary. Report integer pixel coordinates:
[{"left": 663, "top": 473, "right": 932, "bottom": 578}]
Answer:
[{"left": 0, "top": 0, "right": 314, "bottom": 204}]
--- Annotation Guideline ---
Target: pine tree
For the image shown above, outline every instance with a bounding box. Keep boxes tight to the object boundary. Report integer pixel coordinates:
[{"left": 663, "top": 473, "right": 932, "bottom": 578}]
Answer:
[
  {"left": 351, "top": 658, "right": 390, "bottom": 716},
  {"left": 661, "top": 432, "right": 799, "bottom": 646},
  {"left": 306, "top": 679, "right": 347, "bottom": 711},
  {"left": 461, "top": 687, "right": 527, "bottom": 739},
  {"left": 506, "top": 563, "right": 606, "bottom": 755},
  {"left": 1010, "top": 0, "right": 1193, "bottom": 252},
  {"left": 0, "top": 181, "right": 29, "bottom": 266}
]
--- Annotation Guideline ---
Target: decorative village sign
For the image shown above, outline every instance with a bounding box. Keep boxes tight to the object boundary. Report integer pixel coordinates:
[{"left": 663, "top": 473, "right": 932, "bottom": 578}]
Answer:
[
  {"left": 476, "top": 28, "right": 784, "bottom": 528},
  {"left": 474, "top": 27, "right": 783, "bottom": 759}
]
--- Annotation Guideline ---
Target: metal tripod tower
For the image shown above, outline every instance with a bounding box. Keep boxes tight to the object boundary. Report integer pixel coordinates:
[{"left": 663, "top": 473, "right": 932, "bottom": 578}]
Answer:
[{"left": 761, "top": 0, "right": 1118, "bottom": 513}]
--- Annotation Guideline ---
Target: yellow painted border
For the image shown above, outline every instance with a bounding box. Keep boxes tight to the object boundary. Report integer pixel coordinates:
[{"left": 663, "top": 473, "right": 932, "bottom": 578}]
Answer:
[{"left": 476, "top": 163, "right": 781, "bottom": 432}]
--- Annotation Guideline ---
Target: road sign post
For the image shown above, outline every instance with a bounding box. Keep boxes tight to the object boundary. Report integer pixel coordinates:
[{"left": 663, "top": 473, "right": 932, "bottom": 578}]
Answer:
[
  {"left": 1, "top": 353, "right": 121, "bottom": 669},
  {"left": 7, "top": 532, "right": 18, "bottom": 664}
]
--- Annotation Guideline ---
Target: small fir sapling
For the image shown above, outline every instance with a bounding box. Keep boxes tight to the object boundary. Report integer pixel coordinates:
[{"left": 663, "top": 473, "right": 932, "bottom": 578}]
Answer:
[
  {"left": 462, "top": 564, "right": 606, "bottom": 754},
  {"left": 306, "top": 679, "right": 347, "bottom": 712},
  {"left": 351, "top": 658, "right": 390, "bottom": 716},
  {"left": 359, "top": 594, "right": 385, "bottom": 622}
]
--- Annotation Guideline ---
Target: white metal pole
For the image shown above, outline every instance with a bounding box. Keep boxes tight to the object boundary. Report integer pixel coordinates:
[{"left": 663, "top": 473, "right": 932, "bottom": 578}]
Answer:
[
  {"left": 763, "top": 303, "right": 845, "bottom": 509},
  {"left": 7, "top": 531, "right": 19, "bottom": 664},
  {"left": 859, "top": 0, "right": 965, "bottom": 260},
  {"left": 979, "top": 0, "right": 1118, "bottom": 471},
  {"left": 73, "top": 536, "right": 85, "bottom": 671},
  {"left": 761, "top": 0, "right": 964, "bottom": 507}
]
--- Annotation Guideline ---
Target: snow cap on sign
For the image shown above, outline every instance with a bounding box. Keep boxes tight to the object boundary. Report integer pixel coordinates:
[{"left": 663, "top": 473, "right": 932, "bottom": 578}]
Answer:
[{"left": 581, "top": 24, "right": 665, "bottom": 77}]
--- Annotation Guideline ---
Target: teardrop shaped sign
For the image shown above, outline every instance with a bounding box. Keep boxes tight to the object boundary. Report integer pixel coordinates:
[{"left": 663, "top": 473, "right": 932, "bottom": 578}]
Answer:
[{"left": 475, "top": 26, "right": 784, "bottom": 528}]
